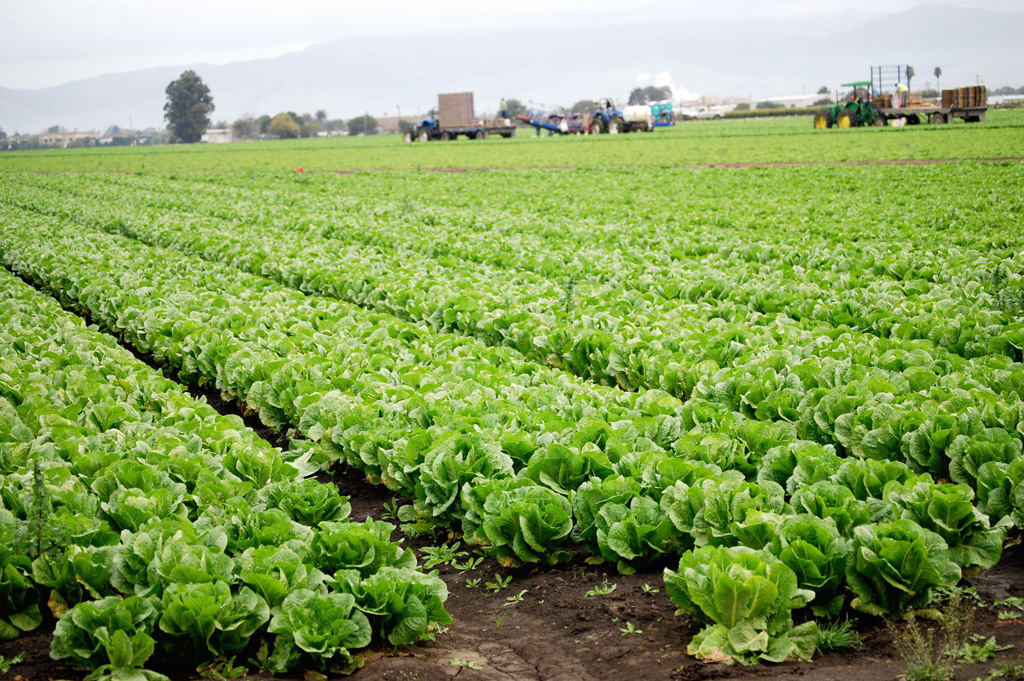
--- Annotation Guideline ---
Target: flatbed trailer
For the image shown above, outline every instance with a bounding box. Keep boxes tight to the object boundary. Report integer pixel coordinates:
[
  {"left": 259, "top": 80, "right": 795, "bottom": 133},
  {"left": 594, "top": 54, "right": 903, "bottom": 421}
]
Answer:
[
  {"left": 406, "top": 122, "right": 516, "bottom": 142},
  {"left": 875, "top": 105, "right": 986, "bottom": 125},
  {"left": 404, "top": 91, "right": 517, "bottom": 142}
]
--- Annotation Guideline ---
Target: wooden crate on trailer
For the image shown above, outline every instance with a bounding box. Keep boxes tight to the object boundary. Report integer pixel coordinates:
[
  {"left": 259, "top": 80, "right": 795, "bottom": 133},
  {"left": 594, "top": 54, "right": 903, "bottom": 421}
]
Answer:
[
  {"left": 907, "top": 92, "right": 923, "bottom": 106},
  {"left": 877, "top": 94, "right": 893, "bottom": 108},
  {"left": 438, "top": 92, "right": 476, "bottom": 128}
]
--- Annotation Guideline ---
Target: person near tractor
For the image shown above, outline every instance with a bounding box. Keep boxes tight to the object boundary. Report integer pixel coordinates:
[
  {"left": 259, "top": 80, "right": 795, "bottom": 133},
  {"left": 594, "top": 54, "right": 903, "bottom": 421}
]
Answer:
[{"left": 894, "top": 83, "right": 908, "bottom": 108}]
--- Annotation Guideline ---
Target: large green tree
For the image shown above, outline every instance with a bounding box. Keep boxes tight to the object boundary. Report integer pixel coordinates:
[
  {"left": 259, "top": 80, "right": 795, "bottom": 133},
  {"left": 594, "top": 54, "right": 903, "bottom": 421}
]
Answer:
[
  {"left": 628, "top": 86, "right": 672, "bottom": 105},
  {"left": 267, "top": 113, "right": 300, "bottom": 139},
  {"left": 163, "top": 70, "right": 214, "bottom": 144},
  {"left": 347, "top": 114, "right": 378, "bottom": 136},
  {"left": 569, "top": 100, "right": 597, "bottom": 115}
]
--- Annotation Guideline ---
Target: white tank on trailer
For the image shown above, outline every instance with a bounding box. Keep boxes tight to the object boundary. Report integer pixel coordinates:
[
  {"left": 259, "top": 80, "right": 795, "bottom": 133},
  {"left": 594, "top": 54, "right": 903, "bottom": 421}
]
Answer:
[{"left": 622, "top": 105, "right": 654, "bottom": 128}]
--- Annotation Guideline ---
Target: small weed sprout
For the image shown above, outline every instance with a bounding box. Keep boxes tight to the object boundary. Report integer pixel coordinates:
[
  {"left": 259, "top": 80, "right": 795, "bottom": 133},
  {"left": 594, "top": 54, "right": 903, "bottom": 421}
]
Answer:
[
  {"left": 0, "top": 653, "right": 26, "bottom": 674},
  {"left": 420, "top": 541, "right": 468, "bottom": 569},
  {"left": 379, "top": 498, "right": 400, "bottom": 521},
  {"left": 486, "top": 574, "right": 512, "bottom": 593},
  {"left": 451, "top": 555, "right": 484, "bottom": 573},
  {"left": 450, "top": 658, "right": 482, "bottom": 670},
  {"left": 619, "top": 621, "right": 643, "bottom": 636},
  {"left": 505, "top": 589, "right": 528, "bottom": 605},
  {"left": 586, "top": 576, "right": 617, "bottom": 597},
  {"left": 947, "top": 635, "right": 1013, "bottom": 665}
]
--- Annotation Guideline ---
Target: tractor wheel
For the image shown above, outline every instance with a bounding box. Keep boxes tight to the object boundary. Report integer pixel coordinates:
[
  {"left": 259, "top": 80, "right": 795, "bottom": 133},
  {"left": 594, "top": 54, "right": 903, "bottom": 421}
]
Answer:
[
  {"left": 931, "top": 112, "right": 947, "bottom": 125},
  {"left": 813, "top": 110, "right": 833, "bottom": 129},
  {"left": 607, "top": 117, "right": 623, "bottom": 134},
  {"left": 871, "top": 113, "right": 887, "bottom": 127},
  {"left": 402, "top": 130, "right": 414, "bottom": 143},
  {"left": 440, "top": 131, "right": 455, "bottom": 141},
  {"left": 836, "top": 108, "right": 856, "bottom": 129},
  {"left": 590, "top": 117, "right": 605, "bottom": 134},
  {"left": 418, "top": 129, "right": 430, "bottom": 143}
]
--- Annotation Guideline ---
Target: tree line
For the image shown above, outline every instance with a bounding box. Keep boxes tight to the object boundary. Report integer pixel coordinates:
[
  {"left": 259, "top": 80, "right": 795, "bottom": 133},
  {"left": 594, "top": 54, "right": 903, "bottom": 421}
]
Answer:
[{"left": 164, "top": 70, "right": 380, "bottom": 142}]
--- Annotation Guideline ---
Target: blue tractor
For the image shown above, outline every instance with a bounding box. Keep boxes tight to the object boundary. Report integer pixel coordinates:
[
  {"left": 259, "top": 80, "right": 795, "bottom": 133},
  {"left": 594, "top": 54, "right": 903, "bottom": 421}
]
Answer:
[{"left": 588, "top": 98, "right": 653, "bottom": 134}]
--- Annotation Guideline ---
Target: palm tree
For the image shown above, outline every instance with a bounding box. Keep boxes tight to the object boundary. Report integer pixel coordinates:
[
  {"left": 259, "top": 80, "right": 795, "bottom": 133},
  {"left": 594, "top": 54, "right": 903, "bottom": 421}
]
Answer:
[
  {"left": 934, "top": 67, "right": 942, "bottom": 94},
  {"left": 315, "top": 110, "right": 327, "bottom": 126},
  {"left": 906, "top": 65, "right": 915, "bottom": 92}
]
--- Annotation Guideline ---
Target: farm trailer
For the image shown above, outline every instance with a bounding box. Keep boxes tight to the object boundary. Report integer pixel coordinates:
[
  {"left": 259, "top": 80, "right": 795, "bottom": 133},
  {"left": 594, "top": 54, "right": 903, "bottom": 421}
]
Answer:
[
  {"left": 815, "top": 71, "right": 988, "bottom": 129},
  {"left": 404, "top": 92, "right": 516, "bottom": 142}
]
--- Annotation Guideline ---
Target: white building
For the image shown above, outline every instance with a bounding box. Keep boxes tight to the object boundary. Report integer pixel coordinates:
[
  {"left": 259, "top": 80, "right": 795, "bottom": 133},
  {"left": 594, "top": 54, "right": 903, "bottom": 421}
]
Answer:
[
  {"left": 38, "top": 130, "right": 99, "bottom": 147},
  {"left": 201, "top": 128, "right": 233, "bottom": 143},
  {"left": 757, "top": 94, "right": 826, "bottom": 108}
]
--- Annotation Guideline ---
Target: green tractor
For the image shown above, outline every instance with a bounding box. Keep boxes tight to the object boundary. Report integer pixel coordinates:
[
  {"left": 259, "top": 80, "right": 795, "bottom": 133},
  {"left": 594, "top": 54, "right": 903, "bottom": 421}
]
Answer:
[{"left": 814, "top": 82, "right": 885, "bottom": 129}]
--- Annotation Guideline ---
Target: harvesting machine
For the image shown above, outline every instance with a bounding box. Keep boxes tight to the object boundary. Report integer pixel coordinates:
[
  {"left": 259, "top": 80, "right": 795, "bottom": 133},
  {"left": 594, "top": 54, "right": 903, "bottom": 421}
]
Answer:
[{"left": 517, "top": 98, "right": 656, "bottom": 136}]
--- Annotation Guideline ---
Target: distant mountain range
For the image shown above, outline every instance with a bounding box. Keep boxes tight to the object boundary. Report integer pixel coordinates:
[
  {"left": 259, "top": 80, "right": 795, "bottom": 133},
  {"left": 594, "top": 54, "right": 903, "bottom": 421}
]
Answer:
[{"left": 1, "top": 3, "right": 1021, "bottom": 134}]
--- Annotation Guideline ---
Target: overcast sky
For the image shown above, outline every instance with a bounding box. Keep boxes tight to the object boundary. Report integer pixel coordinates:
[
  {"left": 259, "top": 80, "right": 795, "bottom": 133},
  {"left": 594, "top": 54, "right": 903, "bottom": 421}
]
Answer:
[{"left": 1, "top": 0, "right": 1020, "bottom": 90}]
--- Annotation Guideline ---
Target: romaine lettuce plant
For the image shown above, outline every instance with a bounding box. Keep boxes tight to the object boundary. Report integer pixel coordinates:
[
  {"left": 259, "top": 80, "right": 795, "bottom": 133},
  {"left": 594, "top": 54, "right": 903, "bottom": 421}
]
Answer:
[
  {"left": 594, "top": 496, "right": 677, "bottom": 574},
  {"left": 266, "top": 588, "right": 371, "bottom": 674},
  {"left": 845, "top": 519, "right": 961, "bottom": 617},
  {"left": 664, "top": 545, "right": 818, "bottom": 665},
  {"left": 0, "top": 541, "right": 42, "bottom": 641},
  {"left": 158, "top": 580, "right": 269, "bottom": 659},
  {"left": 309, "top": 519, "right": 415, "bottom": 577},
  {"left": 337, "top": 566, "right": 453, "bottom": 645},
  {"left": 767, "top": 515, "right": 848, "bottom": 617},
  {"left": 462, "top": 479, "right": 572, "bottom": 567},
  {"left": 256, "top": 478, "right": 351, "bottom": 527},
  {"left": 886, "top": 481, "right": 1009, "bottom": 572},
  {"left": 51, "top": 595, "right": 161, "bottom": 670}
]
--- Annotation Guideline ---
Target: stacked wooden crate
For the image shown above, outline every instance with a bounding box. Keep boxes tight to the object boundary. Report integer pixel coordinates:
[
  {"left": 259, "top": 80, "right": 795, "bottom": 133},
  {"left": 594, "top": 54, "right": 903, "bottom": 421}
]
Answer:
[
  {"left": 438, "top": 92, "right": 476, "bottom": 128},
  {"left": 941, "top": 86, "right": 987, "bottom": 108}
]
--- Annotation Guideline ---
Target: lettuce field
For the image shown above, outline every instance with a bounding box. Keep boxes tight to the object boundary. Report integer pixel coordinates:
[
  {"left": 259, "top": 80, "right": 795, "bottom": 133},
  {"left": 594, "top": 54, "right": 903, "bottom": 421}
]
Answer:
[{"left": 1, "top": 116, "right": 1024, "bottom": 680}]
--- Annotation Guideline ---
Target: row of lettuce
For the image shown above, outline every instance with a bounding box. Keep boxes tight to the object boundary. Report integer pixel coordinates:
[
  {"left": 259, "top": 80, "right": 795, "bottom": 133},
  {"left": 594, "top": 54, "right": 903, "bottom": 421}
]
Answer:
[
  {"left": 4, "top": 171, "right": 1021, "bottom": 408},
  {"left": 25, "top": 163, "right": 1021, "bottom": 285},
  {"left": 0, "top": 268, "right": 452, "bottom": 677},
  {"left": 3, "top": 206, "right": 1024, "bottom": 664}
]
